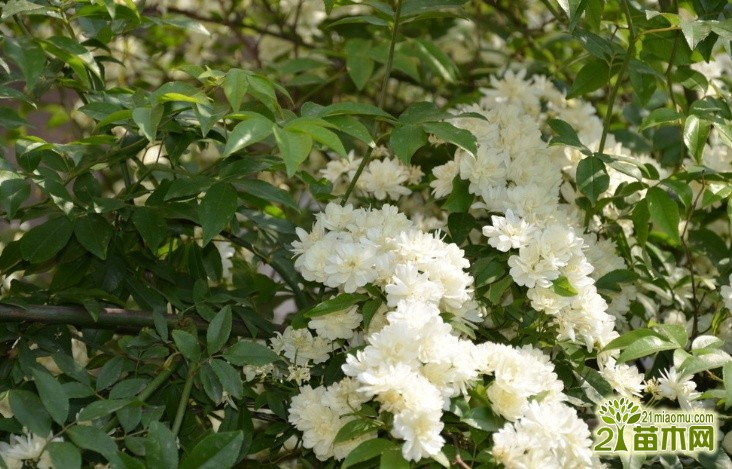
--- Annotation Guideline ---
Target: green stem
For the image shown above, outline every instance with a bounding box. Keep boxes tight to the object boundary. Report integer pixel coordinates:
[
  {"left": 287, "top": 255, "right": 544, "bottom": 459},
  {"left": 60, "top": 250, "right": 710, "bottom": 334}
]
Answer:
[
  {"left": 139, "top": 356, "right": 183, "bottom": 401},
  {"left": 102, "top": 356, "right": 183, "bottom": 433},
  {"left": 377, "top": 0, "right": 403, "bottom": 111},
  {"left": 172, "top": 367, "right": 196, "bottom": 437},
  {"left": 598, "top": 0, "right": 635, "bottom": 155},
  {"left": 340, "top": 0, "right": 403, "bottom": 204},
  {"left": 340, "top": 145, "right": 376, "bottom": 204}
]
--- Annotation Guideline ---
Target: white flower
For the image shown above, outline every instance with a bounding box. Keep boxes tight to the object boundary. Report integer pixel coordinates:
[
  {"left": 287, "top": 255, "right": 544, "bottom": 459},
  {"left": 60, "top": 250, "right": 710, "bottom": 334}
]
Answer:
[
  {"left": 391, "top": 409, "right": 445, "bottom": 461},
  {"left": 492, "top": 401, "right": 598, "bottom": 469},
  {"left": 482, "top": 210, "right": 535, "bottom": 252},
  {"left": 657, "top": 367, "right": 701, "bottom": 410},
  {"left": 721, "top": 274, "right": 732, "bottom": 311},
  {"left": 0, "top": 432, "right": 62, "bottom": 469},
  {"left": 288, "top": 386, "right": 342, "bottom": 460},
  {"left": 357, "top": 157, "right": 412, "bottom": 200},
  {"left": 323, "top": 241, "right": 378, "bottom": 293},
  {"left": 308, "top": 305, "right": 362, "bottom": 340},
  {"left": 430, "top": 160, "right": 460, "bottom": 198},
  {"left": 599, "top": 360, "right": 645, "bottom": 398},
  {"left": 507, "top": 243, "right": 560, "bottom": 289},
  {"left": 385, "top": 264, "right": 444, "bottom": 307}
]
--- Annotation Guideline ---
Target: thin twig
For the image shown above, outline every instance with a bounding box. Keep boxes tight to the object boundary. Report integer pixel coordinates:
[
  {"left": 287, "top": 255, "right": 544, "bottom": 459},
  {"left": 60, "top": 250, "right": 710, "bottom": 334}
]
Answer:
[
  {"left": 340, "top": 0, "right": 404, "bottom": 204},
  {"left": 0, "top": 304, "right": 251, "bottom": 336}
]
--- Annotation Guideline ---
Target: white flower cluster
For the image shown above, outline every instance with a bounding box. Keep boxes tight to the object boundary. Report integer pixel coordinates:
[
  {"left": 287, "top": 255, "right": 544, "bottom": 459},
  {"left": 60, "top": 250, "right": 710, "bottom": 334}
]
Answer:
[
  {"left": 479, "top": 343, "right": 565, "bottom": 421},
  {"left": 320, "top": 149, "right": 422, "bottom": 201},
  {"left": 288, "top": 379, "right": 373, "bottom": 461},
  {"left": 270, "top": 326, "right": 333, "bottom": 367},
  {"left": 431, "top": 104, "right": 562, "bottom": 224},
  {"left": 287, "top": 202, "right": 602, "bottom": 463},
  {"left": 0, "top": 432, "right": 61, "bottom": 469},
  {"left": 292, "top": 203, "right": 478, "bottom": 322},
  {"left": 492, "top": 401, "right": 599, "bottom": 469},
  {"left": 431, "top": 70, "right": 646, "bottom": 401},
  {"left": 288, "top": 203, "right": 488, "bottom": 460},
  {"left": 484, "top": 211, "right": 617, "bottom": 350},
  {"left": 342, "top": 300, "right": 485, "bottom": 461},
  {"left": 647, "top": 367, "right": 702, "bottom": 411}
]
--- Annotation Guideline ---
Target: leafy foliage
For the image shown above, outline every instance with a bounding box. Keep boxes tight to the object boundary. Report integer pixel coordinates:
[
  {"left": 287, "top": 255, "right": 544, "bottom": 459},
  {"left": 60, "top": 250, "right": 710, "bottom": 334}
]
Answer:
[{"left": 0, "top": 0, "right": 731, "bottom": 467}]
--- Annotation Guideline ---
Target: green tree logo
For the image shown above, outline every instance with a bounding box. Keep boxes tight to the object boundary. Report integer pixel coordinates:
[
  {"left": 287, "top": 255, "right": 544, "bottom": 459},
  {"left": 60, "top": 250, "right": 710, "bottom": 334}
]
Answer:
[{"left": 598, "top": 398, "right": 641, "bottom": 451}]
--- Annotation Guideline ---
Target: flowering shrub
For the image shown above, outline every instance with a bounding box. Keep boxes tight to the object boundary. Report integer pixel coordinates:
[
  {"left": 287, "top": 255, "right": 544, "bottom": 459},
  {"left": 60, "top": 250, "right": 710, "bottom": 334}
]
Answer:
[{"left": 1, "top": 0, "right": 731, "bottom": 467}]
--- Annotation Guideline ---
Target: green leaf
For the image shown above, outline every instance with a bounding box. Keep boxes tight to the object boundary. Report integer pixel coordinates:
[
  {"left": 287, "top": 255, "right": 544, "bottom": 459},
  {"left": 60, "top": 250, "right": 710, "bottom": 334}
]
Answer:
[
  {"left": 442, "top": 176, "right": 473, "bottom": 212},
  {"left": 603, "top": 328, "right": 662, "bottom": 351},
  {"left": 273, "top": 126, "right": 313, "bottom": 176},
  {"left": 678, "top": 351, "right": 731, "bottom": 378},
  {"left": 172, "top": 330, "right": 202, "bottom": 363},
  {"left": 223, "top": 341, "right": 279, "bottom": 366},
  {"left": 146, "top": 422, "right": 179, "bottom": 469},
  {"left": 74, "top": 214, "right": 113, "bottom": 260},
  {"left": 462, "top": 406, "right": 503, "bottom": 431},
  {"left": 632, "top": 199, "right": 650, "bottom": 247},
  {"left": 207, "top": 305, "right": 232, "bottom": 355},
  {"left": 235, "top": 179, "right": 299, "bottom": 211},
  {"left": 180, "top": 431, "right": 244, "bottom": 469},
  {"left": 390, "top": 124, "right": 428, "bottom": 164},
  {"left": 617, "top": 336, "right": 677, "bottom": 362},
  {"left": 567, "top": 59, "right": 609, "bottom": 98},
  {"left": 556, "top": 0, "right": 582, "bottom": 23},
  {"left": 131, "top": 207, "right": 167, "bottom": 251},
  {"left": 286, "top": 120, "right": 347, "bottom": 157},
  {"left": 47, "top": 442, "right": 81, "bottom": 469},
  {"left": 552, "top": 276, "right": 578, "bottom": 297},
  {"left": 380, "top": 449, "right": 409, "bottom": 469},
  {"left": 595, "top": 269, "right": 637, "bottom": 292},
  {"left": 709, "top": 19, "right": 732, "bottom": 41},
  {"left": 655, "top": 324, "right": 688, "bottom": 348},
  {"left": 318, "top": 102, "right": 394, "bottom": 120},
  {"left": 646, "top": 186, "right": 680, "bottom": 246},
  {"left": 629, "top": 60, "right": 658, "bottom": 106},
  {"left": 31, "top": 368, "right": 69, "bottom": 425},
  {"left": 411, "top": 38, "right": 458, "bottom": 82},
  {"left": 1, "top": 0, "right": 49, "bottom": 18},
  {"left": 77, "top": 399, "right": 131, "bottom": 421},
  {"left": 640, "top": 108, "right": 683, "bottom": 131},
  {"left": 723, "top": 361, "right": 732, "bottom": 410},
  {"left": 422, "top": 121, "right": 476, "bottom": 156},
  {"left": 342, "top": 439, "right": 398, "bottom": 468},
  {"left": 67, "top": 425, "right": 119, "bottom": 460},
  {"left": 548, "top": 119, "right": 587, "bottom": 149},
  {"left": 333, "top": 418, "right": 381, "bottom": 443},
  {"left": 400, "top": 0, "right": 467, "bottom": 17},
  {"left": 679, "top": 19, "right": 713, "bottom": 49},
  {"left": 3, "top": 37, "right": 45, "bottom": 90},
  {"left": 96, "top": 356, "right": 125, "bottom": 391},
  {"left": 324, "top": 115, "right": 375, "bottom": 147},
  {"left": 20, "top": 215, "right": 74, "bottom": 263},
  {"left": 221, "top": 114, "right": 273, "bottom": 157},
  {"left": 683, "top": 115, "right": 711, "bottom": 164},
  {"left": 0, "top": 173, "right": 30, "bottom": 219},
  {"left": 209, "top": 359, "right": 243, "bottom": 400},
  {"left": 199, "top": 182, "right": 238, "bottom": 246},
  {"left": 303, "top": 293, "right": 368, "bottom": 318},
  {"left": 447, "top": 212, "right": 476, "bottom": 245},
  {"left": 10, "top": 390, "right": 51, "bottom": 436},
  {"left": 345, "top": 39, "right": 374, "bottom": 90},
  {"left": 132, "top": 106, "right": 163, "bottom": 142},
  {"left": 576, "top": 155, "right": 609, "bottom": 204}
]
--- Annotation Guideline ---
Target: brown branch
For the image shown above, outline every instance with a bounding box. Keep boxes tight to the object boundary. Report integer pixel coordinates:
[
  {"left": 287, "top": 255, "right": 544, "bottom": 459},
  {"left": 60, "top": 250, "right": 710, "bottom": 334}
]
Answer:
[
  {"left": 0, "top": 304, "right": 251, "bottom": 336},
  {"left": 143, "top": 6, "right": 314, "bottom": 49}
]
